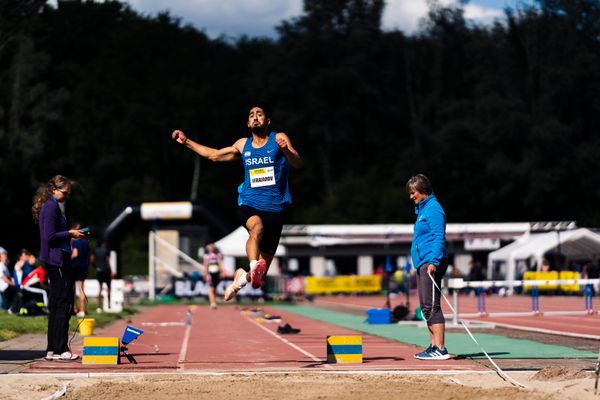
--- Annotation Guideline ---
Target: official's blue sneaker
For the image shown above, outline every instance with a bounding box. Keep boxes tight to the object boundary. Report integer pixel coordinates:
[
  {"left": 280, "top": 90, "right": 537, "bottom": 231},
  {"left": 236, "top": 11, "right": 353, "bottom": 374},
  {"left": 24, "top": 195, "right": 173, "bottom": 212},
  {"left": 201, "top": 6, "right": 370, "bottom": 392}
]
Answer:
[
  {"left": 415, "top": 345, "right": 450, "bottom": 360},
  {"left": 413, "top": 344, "right": 433, "bottom": 359}
]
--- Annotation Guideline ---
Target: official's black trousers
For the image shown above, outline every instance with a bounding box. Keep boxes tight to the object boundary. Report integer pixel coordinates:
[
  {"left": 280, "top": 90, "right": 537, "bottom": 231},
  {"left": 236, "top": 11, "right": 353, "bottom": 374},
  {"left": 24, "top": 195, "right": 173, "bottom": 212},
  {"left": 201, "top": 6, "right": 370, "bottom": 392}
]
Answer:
[{"left": 45, "top": 255, "right": 74, "bottom": 354}]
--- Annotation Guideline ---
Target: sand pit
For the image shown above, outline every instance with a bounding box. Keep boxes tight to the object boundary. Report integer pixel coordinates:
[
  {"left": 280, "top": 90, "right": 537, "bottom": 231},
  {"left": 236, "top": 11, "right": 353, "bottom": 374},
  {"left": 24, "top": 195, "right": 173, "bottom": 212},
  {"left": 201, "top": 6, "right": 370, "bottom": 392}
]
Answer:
[
  {"left": 0, "top": 371, "right": 598, "bottom": 400},
  {"left": 532, "top": 366, "right": 588, "bottom": 381}
]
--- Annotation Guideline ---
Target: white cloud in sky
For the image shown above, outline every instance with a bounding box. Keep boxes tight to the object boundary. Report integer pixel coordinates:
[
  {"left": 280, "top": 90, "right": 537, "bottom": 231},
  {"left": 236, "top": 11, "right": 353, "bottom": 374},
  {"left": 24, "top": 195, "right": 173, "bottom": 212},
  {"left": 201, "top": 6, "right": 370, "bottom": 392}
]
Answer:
[
  {"left": 382, "top": 0, "right": 446, "bottom": 33},
  {"left": 124, "top": 0, "right": 304, "bottom": 38},
  {"left": 47, "top": 0, "right": 506, "bottom": 38},
  {"left": 463, "top": 2, "right": 505, "bottom": 21},
  {"left": 382, "top": 0, "right": 504, "bottom": 33}
]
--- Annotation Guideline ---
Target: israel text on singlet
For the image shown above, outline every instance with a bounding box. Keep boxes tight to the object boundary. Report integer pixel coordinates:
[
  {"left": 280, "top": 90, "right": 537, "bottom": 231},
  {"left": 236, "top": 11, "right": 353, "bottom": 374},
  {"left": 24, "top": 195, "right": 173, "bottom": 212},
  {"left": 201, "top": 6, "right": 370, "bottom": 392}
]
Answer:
[{"left": 237, "top": 132, "right": 291, "bottom": 212}]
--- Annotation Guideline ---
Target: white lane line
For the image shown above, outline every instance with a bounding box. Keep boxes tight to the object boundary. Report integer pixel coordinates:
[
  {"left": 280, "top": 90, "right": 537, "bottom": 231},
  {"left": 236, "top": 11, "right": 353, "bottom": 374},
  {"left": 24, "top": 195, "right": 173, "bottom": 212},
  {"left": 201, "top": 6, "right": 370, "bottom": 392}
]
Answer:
[
  {"left": 141, "top": 322, "right": 186, "bottom": 327},
  {"left": 178, "top": 324, "right": 193, "bottom": 370},
  {"left": 476, "top": 320, "right": 600, "bottom": 340},
  {"left": 247, "top": 318, "right": 334, "bottom": 369}
]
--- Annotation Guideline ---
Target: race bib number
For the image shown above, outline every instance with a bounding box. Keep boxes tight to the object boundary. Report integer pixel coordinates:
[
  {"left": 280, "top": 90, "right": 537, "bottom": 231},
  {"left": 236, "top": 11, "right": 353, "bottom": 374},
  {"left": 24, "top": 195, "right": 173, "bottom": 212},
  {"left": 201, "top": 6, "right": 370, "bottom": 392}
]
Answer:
[{"left": 249, "top": 167, "right": 275, "bottom": 188}]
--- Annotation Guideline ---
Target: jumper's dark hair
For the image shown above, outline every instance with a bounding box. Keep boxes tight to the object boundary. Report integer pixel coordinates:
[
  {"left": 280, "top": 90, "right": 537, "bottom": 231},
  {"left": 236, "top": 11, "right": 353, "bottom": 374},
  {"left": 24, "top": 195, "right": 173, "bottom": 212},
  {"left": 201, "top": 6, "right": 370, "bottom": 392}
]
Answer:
[
  {"left": 405, "top": 174, "right": 433, "bottom": 195},
  {"left": 248, "top": 101, "right": 272, "bottom": 119}
]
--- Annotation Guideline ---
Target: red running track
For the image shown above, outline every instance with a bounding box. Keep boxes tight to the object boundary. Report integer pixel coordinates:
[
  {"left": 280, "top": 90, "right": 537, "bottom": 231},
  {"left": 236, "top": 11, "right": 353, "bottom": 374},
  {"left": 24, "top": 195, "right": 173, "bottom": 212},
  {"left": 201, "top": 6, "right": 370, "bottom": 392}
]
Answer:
[{"left": 25, "top": 304, "right": 482, "bottom": 373}]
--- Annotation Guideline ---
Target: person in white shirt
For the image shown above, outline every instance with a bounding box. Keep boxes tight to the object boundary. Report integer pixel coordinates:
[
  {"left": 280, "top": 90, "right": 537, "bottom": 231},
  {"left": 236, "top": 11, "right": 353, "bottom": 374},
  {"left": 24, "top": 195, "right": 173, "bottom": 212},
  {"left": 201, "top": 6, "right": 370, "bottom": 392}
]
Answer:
[{"left": 0, "top": 247, "right": 16, "bottom": 312}]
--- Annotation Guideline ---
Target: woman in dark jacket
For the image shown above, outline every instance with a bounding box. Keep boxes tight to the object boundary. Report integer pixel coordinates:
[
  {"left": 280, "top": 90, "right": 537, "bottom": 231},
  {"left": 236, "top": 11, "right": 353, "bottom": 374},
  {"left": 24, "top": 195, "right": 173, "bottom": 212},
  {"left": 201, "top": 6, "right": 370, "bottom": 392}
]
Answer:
[{"left": 32, "top": 175, "right": 85, "bottom": 361}]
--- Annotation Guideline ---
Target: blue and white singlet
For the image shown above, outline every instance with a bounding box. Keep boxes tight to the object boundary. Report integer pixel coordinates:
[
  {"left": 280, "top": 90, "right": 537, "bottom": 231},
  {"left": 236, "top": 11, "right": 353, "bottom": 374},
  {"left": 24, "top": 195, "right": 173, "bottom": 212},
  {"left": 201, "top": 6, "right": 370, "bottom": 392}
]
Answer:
[{"left": 237, "top": 132, "right": 291, "bottom": 212}]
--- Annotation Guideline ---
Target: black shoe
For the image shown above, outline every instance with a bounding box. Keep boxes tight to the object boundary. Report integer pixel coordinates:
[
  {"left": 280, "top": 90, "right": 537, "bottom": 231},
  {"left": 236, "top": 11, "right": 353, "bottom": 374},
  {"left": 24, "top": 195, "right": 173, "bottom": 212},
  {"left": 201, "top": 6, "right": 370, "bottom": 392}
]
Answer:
[
  {"left": 277, "top": 323, "right": 301, "bottom": 334},
  {"left": 264, "top": 314, "right": 281, "bottom": 320}
]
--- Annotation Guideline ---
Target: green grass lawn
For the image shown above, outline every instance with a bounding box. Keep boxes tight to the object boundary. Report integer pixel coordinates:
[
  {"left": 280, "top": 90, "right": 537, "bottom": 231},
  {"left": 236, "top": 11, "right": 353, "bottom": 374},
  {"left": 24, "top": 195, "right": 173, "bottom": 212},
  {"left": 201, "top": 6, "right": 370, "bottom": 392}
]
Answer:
[{"left": 0, "top": 303, "right": 138, "bottom": 342}]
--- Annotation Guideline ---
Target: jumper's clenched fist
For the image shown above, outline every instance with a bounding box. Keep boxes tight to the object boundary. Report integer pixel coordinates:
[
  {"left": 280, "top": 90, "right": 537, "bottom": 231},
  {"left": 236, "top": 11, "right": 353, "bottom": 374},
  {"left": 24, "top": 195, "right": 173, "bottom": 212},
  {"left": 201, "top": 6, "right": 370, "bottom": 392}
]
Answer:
[
  {"left": 276, "top": 137, "right": 288, "bottom": 151},
  {"left": 172, "top": 130, "right": 187, "bottom": 144}
]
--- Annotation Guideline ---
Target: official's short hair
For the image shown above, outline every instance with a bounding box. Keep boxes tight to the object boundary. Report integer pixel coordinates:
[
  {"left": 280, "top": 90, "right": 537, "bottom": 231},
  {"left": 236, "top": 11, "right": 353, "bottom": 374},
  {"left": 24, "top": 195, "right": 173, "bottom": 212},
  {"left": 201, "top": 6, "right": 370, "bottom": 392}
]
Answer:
[{"left": 406, "top": 174, "right": 433, "bottom": 195}]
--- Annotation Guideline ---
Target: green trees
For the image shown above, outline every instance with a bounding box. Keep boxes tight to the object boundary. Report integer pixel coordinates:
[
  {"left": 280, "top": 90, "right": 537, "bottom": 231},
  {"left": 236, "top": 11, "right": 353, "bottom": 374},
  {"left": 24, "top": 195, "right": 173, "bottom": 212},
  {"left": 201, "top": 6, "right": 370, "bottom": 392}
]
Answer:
[{"left": 1, "top": 0, "right": 599, "bottom": 255}]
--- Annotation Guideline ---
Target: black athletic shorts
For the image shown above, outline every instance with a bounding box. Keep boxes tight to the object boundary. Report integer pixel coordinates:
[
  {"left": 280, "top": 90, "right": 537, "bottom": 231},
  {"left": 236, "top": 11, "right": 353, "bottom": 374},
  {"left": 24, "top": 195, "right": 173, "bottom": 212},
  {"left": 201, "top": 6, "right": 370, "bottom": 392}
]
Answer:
[
  {"left": 73, "top": 266, "right": 89, "bottom": 282},
  {"left": 238, "top": 205, "right": 285, "bottom": 256},
  {"left": 208, "top": 272, "right": 220, "bottom": 288},
  {"left": 96, "top": 270, "right": 112, "bottom": 285}
]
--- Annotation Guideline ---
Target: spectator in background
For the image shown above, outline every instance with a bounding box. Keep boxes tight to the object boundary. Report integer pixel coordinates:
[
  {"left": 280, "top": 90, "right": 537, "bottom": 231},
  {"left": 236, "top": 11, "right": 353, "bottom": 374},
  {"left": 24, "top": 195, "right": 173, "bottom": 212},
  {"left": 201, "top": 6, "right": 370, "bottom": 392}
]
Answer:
[
  {"left": 466, "top": 261, "right": 486, "bottom": 295},
  {"left": 541, "top": 260, "right": 551, "bottom": 272},
  {"left": 28, "top": 253, "right": 43, "bottom": 269},
  {"left": 11, "top": 249, "right": 34, "bottom": 312},
  {"left": 468, "top": 261, "right": 485, "bottom": 282},
  {"left": 582, "top": 261, "right": 599, "bottom": 295},
  {"left": 203, "top": 243, "right": 224, "bottom": 309},
  {"left": 0, "top": 247, "right": 16, "bottom": 312},
  {"left": 13, "top": 249, "right": 33, "bottom": 287},
  {"left": 21, "top": 263, "right": 49, "bottom": 309},
  {"left": 32, "top": 174, "right": 86, "bottom": 361},
  {"left": 94, "top": 241, "right": 112, "bottom": 312},
  {"left": 71, "top": 222, "right": 90, "bottom": 317}
]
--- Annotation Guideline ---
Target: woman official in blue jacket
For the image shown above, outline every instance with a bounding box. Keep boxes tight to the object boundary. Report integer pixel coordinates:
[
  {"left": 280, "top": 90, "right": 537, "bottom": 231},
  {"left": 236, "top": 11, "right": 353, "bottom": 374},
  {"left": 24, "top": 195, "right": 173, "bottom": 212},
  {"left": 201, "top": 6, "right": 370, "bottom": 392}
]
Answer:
[
  {"left": 32, "top": 175, "right": 85, "bottom": 361},
  {"left": 407, "top": 174, "right": 450, "bottom": 360}
]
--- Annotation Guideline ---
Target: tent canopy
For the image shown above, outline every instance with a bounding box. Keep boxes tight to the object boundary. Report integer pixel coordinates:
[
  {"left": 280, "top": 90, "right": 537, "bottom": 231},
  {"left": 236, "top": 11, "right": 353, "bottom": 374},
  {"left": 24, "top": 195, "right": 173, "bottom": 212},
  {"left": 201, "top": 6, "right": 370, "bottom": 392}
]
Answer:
[
  {"left": 487, "top": 228, "right": 600, "bottom": 280},
  {"left": 215, "top": 226, "right": 286, "bottom": 257}
]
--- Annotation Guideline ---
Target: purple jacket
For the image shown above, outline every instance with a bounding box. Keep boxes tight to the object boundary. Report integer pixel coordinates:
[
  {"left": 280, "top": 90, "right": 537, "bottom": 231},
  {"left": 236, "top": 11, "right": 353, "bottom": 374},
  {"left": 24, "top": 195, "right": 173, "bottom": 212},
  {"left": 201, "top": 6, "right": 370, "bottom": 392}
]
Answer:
[{"left": 39, "top": 198, "right": 71, "bottom": 266}]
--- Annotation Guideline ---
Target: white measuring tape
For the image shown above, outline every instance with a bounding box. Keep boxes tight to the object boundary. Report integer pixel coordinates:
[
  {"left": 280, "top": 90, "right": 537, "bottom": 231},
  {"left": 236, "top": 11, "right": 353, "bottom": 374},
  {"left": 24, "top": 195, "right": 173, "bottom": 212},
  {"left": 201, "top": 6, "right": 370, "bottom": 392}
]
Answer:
[{"left": 427, "top": 272, "right": 527, "bottom": 388}]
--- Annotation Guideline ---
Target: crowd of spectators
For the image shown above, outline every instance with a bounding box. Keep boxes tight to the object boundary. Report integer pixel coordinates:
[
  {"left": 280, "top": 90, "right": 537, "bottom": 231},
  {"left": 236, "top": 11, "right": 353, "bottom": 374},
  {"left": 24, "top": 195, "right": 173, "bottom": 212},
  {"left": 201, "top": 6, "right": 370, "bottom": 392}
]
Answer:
[
  {"left": 0, "top": 247, "right": 48, "bottom": 315},
  {"left": 0, "top": 240, "right": 114, "bottom": 317}
]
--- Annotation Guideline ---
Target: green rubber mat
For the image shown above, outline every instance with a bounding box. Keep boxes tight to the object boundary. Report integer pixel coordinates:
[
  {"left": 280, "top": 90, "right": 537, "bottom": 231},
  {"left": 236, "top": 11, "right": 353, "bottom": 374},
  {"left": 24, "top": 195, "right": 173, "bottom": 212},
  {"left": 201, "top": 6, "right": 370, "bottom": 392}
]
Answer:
[{"left": 273, "top": 305, "right": 596, "bottom": 359}]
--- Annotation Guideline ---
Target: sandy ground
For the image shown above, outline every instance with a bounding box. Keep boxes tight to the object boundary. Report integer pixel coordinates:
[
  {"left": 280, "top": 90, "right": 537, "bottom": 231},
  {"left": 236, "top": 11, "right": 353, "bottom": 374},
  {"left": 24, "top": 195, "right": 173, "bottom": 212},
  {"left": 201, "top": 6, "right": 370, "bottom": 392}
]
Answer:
[{"left": 0, "top": 367, "right": 598, "bottom": 400}]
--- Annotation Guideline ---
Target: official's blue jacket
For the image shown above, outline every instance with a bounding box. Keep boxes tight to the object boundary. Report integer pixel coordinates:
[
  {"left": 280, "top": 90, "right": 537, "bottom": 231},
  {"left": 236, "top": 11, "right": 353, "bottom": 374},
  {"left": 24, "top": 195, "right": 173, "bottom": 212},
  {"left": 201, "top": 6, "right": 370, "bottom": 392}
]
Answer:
[{"left": 411, "top": 194, "right": 448, "bottom": 269}]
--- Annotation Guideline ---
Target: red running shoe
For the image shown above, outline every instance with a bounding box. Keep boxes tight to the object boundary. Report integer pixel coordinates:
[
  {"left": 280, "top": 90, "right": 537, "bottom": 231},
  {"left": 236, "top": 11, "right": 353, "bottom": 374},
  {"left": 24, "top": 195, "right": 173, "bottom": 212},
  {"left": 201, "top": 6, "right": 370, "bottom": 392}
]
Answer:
[{"left": 250, "top": 259, "right": 267, "bottom": 289}]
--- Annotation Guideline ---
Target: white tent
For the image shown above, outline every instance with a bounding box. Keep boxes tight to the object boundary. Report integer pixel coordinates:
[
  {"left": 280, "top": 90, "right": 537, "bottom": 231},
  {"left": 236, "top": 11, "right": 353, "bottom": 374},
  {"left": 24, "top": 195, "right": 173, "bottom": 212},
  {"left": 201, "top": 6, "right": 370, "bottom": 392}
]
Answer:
[
  {"left": 486, "top": 232, "right": 533, "bottom": 280},
  {"left": 214, "top": 226, "right": 287, "bottom": 276},
  {"left": 487, "top": 228, "right": 600, "bottom": 283},
  {"left": 215, "top": 226, "right": 287, "bottom": 257}
]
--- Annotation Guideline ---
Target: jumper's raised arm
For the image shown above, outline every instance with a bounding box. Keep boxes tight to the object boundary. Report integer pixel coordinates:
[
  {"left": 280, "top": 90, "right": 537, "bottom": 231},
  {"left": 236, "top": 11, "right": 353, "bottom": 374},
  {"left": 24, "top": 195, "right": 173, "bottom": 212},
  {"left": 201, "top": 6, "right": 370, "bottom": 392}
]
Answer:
[{"left": 171, "top": 130, "right": 243, "bottom": 162}]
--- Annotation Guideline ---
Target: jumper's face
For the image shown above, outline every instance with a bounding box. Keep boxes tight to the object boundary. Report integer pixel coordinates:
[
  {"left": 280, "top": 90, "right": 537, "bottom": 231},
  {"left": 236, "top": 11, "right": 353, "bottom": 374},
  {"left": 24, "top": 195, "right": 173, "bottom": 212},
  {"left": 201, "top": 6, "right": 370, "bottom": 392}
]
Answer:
[
  {"left": 409, "top": 189, "right": 428, "bottom": 205},
  {"left": 247, "top": 107, "right": 269, "bottom": 131}
]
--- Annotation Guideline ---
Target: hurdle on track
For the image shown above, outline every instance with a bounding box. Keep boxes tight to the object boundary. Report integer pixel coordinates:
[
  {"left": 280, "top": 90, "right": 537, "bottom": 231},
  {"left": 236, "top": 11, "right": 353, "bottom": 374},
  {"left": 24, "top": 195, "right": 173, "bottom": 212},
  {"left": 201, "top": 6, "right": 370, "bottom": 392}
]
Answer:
[{"left": 447, "top": 278, "right": 599, "bottom": 322}]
